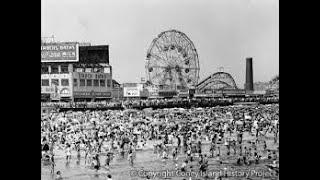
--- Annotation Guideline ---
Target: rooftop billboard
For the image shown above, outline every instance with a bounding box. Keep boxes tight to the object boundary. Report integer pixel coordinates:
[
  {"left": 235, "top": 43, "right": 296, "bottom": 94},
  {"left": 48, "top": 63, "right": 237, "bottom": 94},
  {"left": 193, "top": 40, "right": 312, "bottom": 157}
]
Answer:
[
  {"left": 79, "top": 45, "right": 109, "bottom": 64},
  {"left": 41, "top": 42, "right": 79, "bottom": 62}
]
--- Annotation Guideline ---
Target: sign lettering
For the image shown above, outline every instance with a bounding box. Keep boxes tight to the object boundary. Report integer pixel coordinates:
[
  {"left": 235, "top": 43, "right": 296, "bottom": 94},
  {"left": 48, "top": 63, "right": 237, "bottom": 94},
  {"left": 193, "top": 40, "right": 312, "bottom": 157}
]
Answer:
[
  {"left": 41, "top": 42, "right": 79, "bottom": 62},
  {"left": 73, "top": 91, "right": 111, "bottom": 97},
  {"left": 123, "top": 87, "right": 140, "bottom": 97},
  {"left": 78, "top": 73, "right": 107, "bottom": 79}
]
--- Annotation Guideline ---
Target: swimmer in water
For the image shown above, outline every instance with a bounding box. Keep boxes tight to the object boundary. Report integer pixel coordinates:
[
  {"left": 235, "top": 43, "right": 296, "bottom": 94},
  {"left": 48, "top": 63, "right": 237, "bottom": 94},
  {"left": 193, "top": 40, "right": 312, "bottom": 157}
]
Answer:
[
  {"left": 106, "top": 174, "right": 113, "bottom": 180},
  {"left": 105, "top": 153, "right": 112, "bottom": 170},
  {"left": 92, "top": 156, "right": 100, "bottom": 172},
  {"left": 55, "top": 171, "right": 63, "bottom": 180}
]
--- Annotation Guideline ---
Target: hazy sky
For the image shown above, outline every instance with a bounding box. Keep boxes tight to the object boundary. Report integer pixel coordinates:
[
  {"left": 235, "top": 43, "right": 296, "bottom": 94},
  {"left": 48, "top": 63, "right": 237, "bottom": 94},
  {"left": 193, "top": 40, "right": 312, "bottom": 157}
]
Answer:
[{"left": 41, "top": 0, "right": 279, "bottom": 88}]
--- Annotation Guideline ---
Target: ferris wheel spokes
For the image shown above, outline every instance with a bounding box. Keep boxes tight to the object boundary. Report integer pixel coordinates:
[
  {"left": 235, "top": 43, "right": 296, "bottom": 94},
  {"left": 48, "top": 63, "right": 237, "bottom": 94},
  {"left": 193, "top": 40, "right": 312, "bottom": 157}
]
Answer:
[{"left": 146, "top": 30, "right": 200, "bottom": 89}]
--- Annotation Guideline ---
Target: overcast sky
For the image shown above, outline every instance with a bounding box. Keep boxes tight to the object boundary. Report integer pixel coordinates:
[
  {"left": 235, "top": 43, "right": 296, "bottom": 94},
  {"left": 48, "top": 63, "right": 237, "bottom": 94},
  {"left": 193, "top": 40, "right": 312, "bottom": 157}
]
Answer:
[{"left": 41, "top": 0, "right": 279, "bottom": 88}]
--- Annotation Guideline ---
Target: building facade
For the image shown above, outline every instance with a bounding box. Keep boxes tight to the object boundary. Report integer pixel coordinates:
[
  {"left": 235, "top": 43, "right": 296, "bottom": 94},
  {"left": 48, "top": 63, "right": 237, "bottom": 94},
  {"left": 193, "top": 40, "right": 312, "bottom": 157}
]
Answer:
[{"left": 41, "top": 42, "right": 113, "bottom": 102}]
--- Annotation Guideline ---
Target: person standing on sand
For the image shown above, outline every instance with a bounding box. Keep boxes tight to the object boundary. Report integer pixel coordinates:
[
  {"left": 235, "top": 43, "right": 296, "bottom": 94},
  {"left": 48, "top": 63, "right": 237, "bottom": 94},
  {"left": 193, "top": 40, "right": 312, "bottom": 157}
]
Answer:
[
  {"left": 84, "top": 144, "right": 90, "bottom": 165},
  {"left": 128, "top": 147, "right": 134, "bottom": 167},
  {"left": 50, "top": 153, "right": 55, "bottom": 175},
  {"left": 65, "top": 144, "right": 71, "bottom": 163},
  {"left": 76, "top": 142, "right": 81, "bottom": 165},
  {"left": 105, "top": 153, "right": 112, "bottom": 170},
  {"left": 93, "top": 154, "right": 100, "bottom": 172},
  {"left": 172, "top": 147, "right": 178, "bottom": 167}
]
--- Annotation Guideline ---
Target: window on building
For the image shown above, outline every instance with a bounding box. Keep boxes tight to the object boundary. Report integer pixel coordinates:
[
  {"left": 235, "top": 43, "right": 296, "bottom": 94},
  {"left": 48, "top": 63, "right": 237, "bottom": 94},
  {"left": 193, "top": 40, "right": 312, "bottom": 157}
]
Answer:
[
  {"left": 86, "top": 79, "right": 92, "bottom": 86},
  {"left": 61, "top": 65, "right": 69, "bottom": 73},
  {"left": 106, "top": 79, "right": 111, "bottom": 87},
  {"left": 104, "top": 67, "right": 111, "bottom": 74},
  {"left": 75, "top": 68, "right": 84, "bottom": 72},
  {"left": 73, "top": 79, "right": 78, "bottom": 87},
  {"left": 41, "top": 79, "right": 49, "bottom": 86},
  {"left": 41, "top": 66, "right": 49, "bottom": 74},
  {"left": 96, "top": 68, "right": 103, "bottom": 73},
  {"left": 177, "top": 85, "right": 184, "bottom": 90},
  {"left": 85, "top": 68, "right": 92, "bottom": 73},
  {"left": 51, "top": 65, "right": 59, "bottom": 74},
  {"left": 80, "top": 79, "right": 85, "bottom": 87},
  {"left": 51, "top": 79, "right": 59, "bottom": 86},
  {"left": 94, "top": 79, "right": 99, "bottom": 87},
  {"left": 61, "top": 79, "right": 69, "bottom": 86},
  {"left": 100, "top": 79, "right": 105, "bottom": 87}
]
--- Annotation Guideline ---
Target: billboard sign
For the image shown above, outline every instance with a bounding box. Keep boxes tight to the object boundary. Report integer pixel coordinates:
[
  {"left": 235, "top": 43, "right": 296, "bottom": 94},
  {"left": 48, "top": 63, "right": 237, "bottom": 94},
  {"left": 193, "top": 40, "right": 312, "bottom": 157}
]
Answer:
[
  {"left": 123, "top": 87, "right": 140, "bottom": 97},
  {"left": 73, "top": 91, "right": 111, "bottom": 98},
  {"left": 79, "top": 45, "right": 109, "bottom": 64},
  {"left": 78, "top": 72, "right": 107, "bottom": 79},
  {"left": 41, "top": 42, "right": 79, "bottom": 62},
  {"left": 60, "top": 88, "right": 72, "bottom": 97},
  {"left": 50, "top": 92, "right": 60, "bottom": 100}
]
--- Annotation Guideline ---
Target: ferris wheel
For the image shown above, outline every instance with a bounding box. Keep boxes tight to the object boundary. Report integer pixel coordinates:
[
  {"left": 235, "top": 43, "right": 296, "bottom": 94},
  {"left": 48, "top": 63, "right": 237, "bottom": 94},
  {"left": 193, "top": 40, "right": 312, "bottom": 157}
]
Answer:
[{"left": 145, "top": 29, "right": 200, "bottom": 90}]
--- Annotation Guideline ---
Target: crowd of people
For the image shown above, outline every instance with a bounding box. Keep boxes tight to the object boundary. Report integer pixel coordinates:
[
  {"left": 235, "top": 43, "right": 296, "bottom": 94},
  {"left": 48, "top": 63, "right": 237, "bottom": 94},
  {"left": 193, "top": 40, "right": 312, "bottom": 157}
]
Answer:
[
  {"left": 41, "top": 96, "right": 279, "bottom": 110},
  {"left": 41, "top": 100, "right": 279, "bottom": 179}
]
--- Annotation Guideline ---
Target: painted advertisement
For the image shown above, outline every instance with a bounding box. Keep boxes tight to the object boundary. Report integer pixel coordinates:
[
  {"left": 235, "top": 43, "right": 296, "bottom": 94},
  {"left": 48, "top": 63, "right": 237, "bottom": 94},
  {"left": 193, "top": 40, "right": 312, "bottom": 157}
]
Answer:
[
  {"left": 123, "top": 87, "right": 140, "bottom": 97},
  {"left": 60, "top": 88, "right": 72, "bottom": 97},
  {"left": 73, "top": 91, "right": 112, "bottom": 98},
  {"left": 41, "top": 42, "right": 79, "bottom": 62},
  {"left": 77, "top": 72, "right": 108, "bottom": 79}
]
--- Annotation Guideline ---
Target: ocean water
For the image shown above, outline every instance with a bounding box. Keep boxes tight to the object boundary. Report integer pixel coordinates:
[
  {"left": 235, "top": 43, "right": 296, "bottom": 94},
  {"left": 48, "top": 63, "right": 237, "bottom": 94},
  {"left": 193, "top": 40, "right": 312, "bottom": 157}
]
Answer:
[{"left": 41, "top": 133, "right": 278, "bottom": 180}]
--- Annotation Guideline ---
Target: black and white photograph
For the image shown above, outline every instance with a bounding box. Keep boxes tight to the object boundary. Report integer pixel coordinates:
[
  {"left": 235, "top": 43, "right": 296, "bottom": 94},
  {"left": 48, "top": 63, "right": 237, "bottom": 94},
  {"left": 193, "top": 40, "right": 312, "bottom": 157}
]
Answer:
[{"left": 41, "top": 0, "right": 279, "bottom": 179}]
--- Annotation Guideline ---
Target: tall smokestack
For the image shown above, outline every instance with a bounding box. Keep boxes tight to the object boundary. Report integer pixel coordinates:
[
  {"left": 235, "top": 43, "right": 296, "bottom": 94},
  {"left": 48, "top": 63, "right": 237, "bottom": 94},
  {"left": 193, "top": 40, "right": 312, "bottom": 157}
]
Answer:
[{"left": 245, "top": 57, "right": 254, "bottom": 92}]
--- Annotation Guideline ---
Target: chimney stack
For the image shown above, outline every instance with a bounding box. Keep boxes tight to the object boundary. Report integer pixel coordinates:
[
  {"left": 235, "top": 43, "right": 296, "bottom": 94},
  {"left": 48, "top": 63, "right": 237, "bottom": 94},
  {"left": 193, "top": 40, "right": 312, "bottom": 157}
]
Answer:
[{"left": 245, "top": 57, "right": 254, "bottom": 92}]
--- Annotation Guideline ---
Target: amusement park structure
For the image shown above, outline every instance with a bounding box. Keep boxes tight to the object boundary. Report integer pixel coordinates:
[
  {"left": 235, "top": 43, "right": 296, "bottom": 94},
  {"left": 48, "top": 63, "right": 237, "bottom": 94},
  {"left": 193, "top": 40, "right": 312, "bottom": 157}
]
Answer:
[
  {"left": 144, "top": 29, "right": 252, "bottom": 98},
  {"left": 145, "top": 29, "right": 200, "bottom": 92},
  {"left": 196, "top": 72, "right": 238, "bottom": 93}
]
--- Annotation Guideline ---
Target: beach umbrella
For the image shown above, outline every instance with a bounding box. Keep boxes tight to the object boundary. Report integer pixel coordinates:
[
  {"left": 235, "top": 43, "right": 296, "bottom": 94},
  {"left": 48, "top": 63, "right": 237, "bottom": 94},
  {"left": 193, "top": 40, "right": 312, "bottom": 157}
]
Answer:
[
  {"left": 151, "top": 121, "right": 164, "bottom": 126},
  {"left": 123, "top": 137, "right": 130, "bottom": 143},
  {"left": 72, "top": 118, "right": 79, "bottom": 122},
  {"left": 90, "top": 118, "right": 99, "bottom": 122},
  {"left": 132, "top": 119, "right": 146, "bottom": 125},
  {"left": 177, "top": 120, "right": 187, "bottom": 124},
  {"left": 58, "top": 117, "right": 67, "bottom": 122},
  {"left": 244, "top": 114, "right": 252, "bottom": 120},
  {"left": 191, "top": 118, "right": 199, "bottom": 123},
  {"left": 84, "top": 122, "right": 94, "bottom": 129},
  {"left": 167, "top": 123, "right": 177, "bottom": 128},
  {"left": 133, "top": 130, "right": 141, "bottom": 135},
  {"left": 105, "top": 119, "right": 116, "bottom": 125}
]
